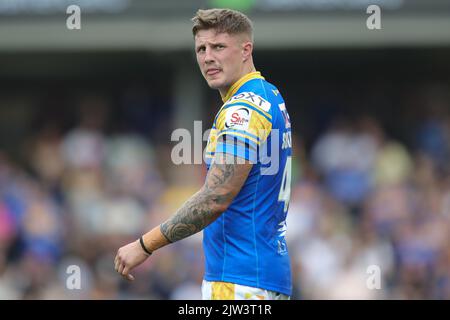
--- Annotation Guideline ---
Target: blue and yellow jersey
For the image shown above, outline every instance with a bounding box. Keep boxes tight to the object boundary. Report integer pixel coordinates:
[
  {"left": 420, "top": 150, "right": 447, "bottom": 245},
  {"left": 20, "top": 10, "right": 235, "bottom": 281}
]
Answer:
[{"left": 204, "top": 71, "right": 292, "bottom": 296}]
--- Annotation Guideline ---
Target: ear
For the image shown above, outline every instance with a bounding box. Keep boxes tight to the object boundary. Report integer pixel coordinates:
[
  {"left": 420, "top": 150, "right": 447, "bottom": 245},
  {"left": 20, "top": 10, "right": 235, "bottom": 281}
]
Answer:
[{"left": 242, "top": 41, "right": 253, "bottom": 62}]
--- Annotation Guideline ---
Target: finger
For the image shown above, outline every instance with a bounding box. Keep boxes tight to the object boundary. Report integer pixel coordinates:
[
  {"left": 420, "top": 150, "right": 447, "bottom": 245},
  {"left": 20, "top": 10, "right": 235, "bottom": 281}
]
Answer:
[
  {"left": 122, "top": 266, "right": 130, "bottom": 277},
  {"left": 118, "top": 263, "right": 125, "bottom": 275},
  {"left": 114, "top": 257, "right": 120, "bottom": 272},
  {"left": 121, "top": 273, "right": 134, "bottom": 282}
]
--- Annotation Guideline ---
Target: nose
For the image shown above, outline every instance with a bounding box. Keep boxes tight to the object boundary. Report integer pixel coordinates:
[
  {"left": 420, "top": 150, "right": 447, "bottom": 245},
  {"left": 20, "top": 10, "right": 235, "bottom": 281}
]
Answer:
[{"left": 204, "top": 47, "right": 214, "bottom": 64}]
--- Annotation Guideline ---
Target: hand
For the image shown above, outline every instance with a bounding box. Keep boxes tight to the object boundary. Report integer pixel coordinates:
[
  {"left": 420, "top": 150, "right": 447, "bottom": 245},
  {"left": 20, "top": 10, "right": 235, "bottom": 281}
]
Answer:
[{"left": 114, "top": 240, "right": 150, "bottom": 281}]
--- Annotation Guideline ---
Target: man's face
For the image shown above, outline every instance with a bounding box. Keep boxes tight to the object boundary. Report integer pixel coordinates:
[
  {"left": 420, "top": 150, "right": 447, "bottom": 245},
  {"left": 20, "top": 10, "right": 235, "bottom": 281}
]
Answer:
[{"left": 195, "top": 29, "right": 248, "bottom": 94}]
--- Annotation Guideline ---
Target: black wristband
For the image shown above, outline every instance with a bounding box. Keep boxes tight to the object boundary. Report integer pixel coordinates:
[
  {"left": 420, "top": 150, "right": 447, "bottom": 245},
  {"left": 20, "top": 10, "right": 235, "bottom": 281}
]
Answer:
[{"left": 139, "top": 236, "right": 152, "bottom": 256}]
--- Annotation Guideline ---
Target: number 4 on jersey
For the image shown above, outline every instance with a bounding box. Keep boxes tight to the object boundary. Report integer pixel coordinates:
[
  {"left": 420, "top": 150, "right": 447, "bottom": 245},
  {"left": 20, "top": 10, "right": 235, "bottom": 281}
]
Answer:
[{"left": 278, "top": 156, "right": 292, "bottom": 212}]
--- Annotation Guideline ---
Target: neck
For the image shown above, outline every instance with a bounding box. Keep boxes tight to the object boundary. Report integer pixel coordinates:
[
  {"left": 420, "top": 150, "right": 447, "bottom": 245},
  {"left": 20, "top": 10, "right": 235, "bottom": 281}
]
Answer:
[{"left": 219, "top": 63, "right": 256, "bottom": 98}]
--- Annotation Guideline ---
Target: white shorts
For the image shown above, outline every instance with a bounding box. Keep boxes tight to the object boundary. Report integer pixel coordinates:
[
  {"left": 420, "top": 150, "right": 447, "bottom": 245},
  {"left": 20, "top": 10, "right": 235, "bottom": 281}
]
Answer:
[{"left": 201, "top": 280, "right": 290, "bottom": 300}]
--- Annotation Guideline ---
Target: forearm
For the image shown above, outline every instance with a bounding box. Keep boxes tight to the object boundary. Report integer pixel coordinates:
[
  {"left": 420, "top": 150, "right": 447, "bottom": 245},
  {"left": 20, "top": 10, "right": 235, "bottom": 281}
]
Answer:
[
  {"left": 141, "top": 187, "right": 228, "bottom": 252},
  {"left": 141, "top": 225, "right": 171, "bottom": 253},
  {"left": 160, "top": 187, "right": 227, "bottom": 243}
]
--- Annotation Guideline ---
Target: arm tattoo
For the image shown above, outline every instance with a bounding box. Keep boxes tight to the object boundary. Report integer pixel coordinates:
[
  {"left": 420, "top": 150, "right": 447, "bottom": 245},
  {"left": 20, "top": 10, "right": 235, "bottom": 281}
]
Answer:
[{"left": 160, "top": 155, "right": 250, "bottom": 243}]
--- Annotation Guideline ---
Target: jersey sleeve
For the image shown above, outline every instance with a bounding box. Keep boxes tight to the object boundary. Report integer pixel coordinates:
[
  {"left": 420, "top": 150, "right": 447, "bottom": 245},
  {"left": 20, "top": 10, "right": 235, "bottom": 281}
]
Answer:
[{"left": 214, "top": 96, "right": 273, "bottom": 163}]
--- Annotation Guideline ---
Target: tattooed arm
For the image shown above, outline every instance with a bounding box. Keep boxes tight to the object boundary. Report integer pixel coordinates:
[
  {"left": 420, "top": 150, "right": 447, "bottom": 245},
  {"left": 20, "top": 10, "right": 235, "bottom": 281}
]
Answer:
[
  {"left": 114, "top": 151, "right": 252, "bottom": 281},
  {"left": 160, "top": 152, "right": 251, "bottom": 243}
]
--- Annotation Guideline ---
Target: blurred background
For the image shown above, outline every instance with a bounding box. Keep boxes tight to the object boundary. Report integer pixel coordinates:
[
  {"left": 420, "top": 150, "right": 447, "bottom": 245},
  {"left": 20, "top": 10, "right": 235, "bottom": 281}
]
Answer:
[{"left": 1, "top": 0, "right": 450, "bottom": 300}]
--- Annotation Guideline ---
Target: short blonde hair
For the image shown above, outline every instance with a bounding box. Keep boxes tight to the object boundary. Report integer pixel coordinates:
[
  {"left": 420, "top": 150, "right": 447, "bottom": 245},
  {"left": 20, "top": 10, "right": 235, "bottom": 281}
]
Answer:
[{"left": 191, "top": 8, "right": 253, "bottom": 40}]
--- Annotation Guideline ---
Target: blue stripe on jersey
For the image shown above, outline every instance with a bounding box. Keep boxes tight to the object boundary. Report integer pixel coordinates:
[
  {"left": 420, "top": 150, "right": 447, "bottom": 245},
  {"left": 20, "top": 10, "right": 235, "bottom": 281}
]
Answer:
[{"left": 216, "top": 142, "right": 257, "bottom": 163}]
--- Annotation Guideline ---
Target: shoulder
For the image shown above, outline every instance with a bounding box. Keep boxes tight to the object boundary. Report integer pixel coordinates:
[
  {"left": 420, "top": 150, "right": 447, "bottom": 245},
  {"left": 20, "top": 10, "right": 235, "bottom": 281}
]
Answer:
[{"left": 225, "top": 79, "right": 279, "bottom": 117}]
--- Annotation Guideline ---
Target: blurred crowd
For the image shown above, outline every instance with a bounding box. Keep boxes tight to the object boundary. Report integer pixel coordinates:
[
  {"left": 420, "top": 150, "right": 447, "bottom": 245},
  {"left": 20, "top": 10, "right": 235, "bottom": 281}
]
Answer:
[
  {"left": 1, "top": 88, "right": 450, "bottom": 300},
  {"left": 289, "top": 107, "right": 450, "bottom": 299}
]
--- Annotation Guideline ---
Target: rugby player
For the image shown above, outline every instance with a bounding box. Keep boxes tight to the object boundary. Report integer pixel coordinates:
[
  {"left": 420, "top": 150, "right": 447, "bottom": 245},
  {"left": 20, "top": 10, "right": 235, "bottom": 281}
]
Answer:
[{"left": 115, "top": 8, "right": 293, "bottom": 300}]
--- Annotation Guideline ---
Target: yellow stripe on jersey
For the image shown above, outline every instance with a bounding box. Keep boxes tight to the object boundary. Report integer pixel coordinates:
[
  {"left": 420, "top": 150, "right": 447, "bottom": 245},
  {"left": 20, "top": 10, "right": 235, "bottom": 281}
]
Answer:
[
  {"left": 205, "top": 128, "right": 219, "bottom": 156},
  {"left": 216, "top": 110, "right": 227, "bottom": 131},
  {"left": 222, "top": 72, "right": 265, "bottom": 103},
  {"left": 249, "top": 112, "right": 272, "bottom": 142},
  {"left": 212, "top": 282, "right": 235, "bottom": 300}
]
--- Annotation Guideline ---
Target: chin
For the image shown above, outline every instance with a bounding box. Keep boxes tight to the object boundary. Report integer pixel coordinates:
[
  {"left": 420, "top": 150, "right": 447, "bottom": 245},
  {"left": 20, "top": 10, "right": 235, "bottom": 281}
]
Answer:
[{"left": 206, "top": 79, "right": 223, "bottom": 90}]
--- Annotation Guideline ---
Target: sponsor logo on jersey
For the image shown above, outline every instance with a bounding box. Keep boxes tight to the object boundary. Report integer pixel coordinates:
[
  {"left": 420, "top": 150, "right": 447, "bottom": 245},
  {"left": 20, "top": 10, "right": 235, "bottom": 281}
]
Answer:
[
  {"left": 278, "top": 103, "right": 291, "bottom": 129},
  {"left": 225, "top": 106, "right": 251, "bottom": 130},
  {"left": 230, "top": 92, "right": 271, "bottom": 112}
]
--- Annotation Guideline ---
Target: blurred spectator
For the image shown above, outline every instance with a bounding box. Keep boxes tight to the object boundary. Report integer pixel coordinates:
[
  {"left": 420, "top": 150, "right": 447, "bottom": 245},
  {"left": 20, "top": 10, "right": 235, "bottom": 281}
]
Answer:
[{"left": 311, "top": 116, "right": 377, "bottom": 211}]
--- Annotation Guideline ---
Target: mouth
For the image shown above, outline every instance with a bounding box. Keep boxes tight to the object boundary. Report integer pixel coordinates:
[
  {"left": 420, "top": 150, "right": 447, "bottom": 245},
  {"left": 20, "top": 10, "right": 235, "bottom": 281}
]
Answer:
[{"left": 206, "top": 68, "right": 221, "bottom": 76}]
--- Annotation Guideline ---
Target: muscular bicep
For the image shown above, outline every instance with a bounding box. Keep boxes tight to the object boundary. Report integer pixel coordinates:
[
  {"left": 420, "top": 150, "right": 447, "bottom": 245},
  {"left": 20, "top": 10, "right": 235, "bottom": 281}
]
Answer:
[{"left": 205, "top": 151, "right": 253, "bottom": 211}]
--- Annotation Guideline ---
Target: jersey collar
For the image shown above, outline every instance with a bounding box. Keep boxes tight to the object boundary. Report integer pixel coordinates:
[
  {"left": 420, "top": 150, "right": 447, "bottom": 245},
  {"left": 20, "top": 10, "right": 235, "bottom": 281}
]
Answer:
[{"left": 221, "top": 71, "right": 265, "bottom": 103}]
